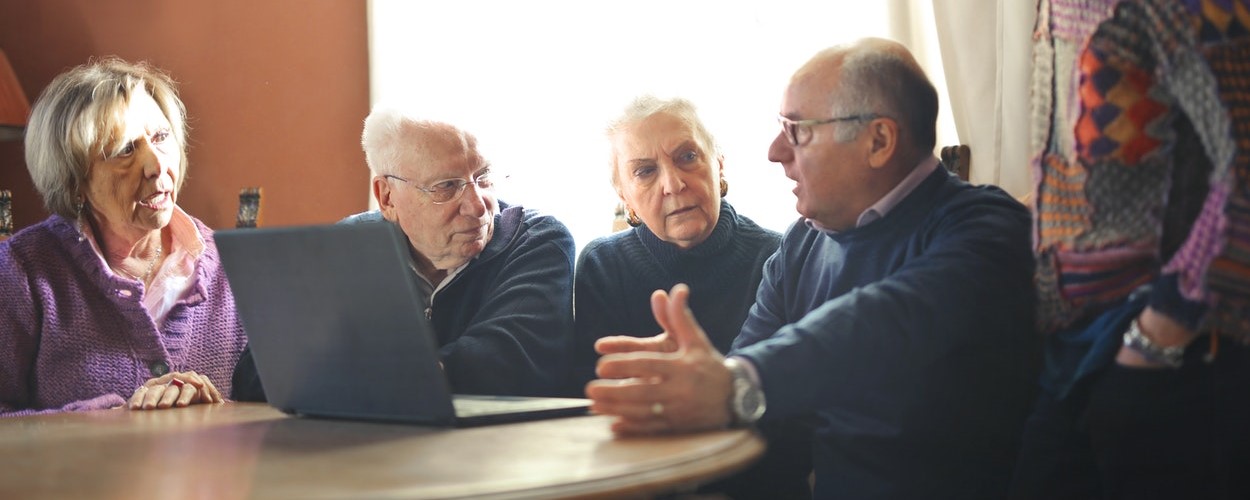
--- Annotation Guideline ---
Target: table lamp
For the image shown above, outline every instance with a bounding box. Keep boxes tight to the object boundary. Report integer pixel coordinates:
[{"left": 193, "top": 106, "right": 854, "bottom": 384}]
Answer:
[{"left": 0, "top": 48, "right": 30, "bottom": 142}]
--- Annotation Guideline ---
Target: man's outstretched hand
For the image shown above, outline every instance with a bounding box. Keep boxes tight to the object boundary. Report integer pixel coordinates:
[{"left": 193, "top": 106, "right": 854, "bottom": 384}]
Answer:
[{"left": 585, "top": 284, "right": 734, "bottom": 435}]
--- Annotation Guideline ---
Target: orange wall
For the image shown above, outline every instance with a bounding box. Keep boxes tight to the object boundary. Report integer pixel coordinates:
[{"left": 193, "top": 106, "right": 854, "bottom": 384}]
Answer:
[{"left": 0, "top": 0, "right": 370, "bottom": 231}]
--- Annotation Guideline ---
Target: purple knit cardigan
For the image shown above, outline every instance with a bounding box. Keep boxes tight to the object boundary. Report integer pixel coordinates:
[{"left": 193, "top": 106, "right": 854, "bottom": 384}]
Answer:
[{"left": 0, "top": 214, "right": 246, "bottom": 416}]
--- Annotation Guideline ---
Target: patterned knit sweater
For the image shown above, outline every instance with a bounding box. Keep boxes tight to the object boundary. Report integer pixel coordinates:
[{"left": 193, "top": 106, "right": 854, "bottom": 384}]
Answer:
[
  {"left": 1032, "top": 0, "right": 1250, "bottom": 340},
  {"left": 0, "top": 215, "right": 247, "bottom": 416}
]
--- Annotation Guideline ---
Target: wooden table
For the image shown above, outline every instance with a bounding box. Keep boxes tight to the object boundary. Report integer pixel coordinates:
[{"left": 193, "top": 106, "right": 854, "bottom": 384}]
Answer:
[{"left": 0, "top": 403, "right": 764, "bottom": 499}]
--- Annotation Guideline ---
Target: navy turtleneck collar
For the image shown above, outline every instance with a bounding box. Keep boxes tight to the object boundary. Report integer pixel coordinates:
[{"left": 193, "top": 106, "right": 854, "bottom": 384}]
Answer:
[{"left": 634, "top": 199, "right": 738, "bottom": 266}]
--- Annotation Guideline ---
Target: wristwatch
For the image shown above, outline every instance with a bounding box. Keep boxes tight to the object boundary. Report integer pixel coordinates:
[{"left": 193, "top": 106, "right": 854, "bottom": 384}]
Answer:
[
  {"left": 1122, "top": 318, "right": 1185, "bottom": 368},
  {"left": 724, "top": 357, "right": 766, "bottom": 427}
]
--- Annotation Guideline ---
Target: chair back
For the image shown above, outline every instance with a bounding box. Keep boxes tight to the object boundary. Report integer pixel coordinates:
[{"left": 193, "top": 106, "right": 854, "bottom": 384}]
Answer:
[
  {"left": 0, "top": 189, "right": 12, "bottom": 240},
  {"left": 940, "top": 145, "right": 970, "bottom": 181},
  {"left": 237, "top": 187, "right": 262, "bottom": 228}
]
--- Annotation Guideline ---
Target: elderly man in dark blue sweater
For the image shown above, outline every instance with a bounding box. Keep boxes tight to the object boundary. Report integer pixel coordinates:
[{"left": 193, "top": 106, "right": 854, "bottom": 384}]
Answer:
[
  {"left": 234, "top": 108, "right": 574, "bottom": 399},
  {"left": 586, "top": 38, "right": 1038, "bottom": 499}
]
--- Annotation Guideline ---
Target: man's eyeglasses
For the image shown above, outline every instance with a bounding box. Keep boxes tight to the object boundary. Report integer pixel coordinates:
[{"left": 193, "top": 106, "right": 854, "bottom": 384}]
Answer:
[
  {"left": 777, "top": 114, "right": 877, "bottom": 146},
  {"left": 383, "top": 171, "right": 501, "bottom": 204}
]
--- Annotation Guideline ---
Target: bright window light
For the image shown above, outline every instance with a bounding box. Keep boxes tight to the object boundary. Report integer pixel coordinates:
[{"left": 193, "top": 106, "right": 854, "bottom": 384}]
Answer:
[{"left": 370, "top": 1, "right": 942, "bottom": 253}]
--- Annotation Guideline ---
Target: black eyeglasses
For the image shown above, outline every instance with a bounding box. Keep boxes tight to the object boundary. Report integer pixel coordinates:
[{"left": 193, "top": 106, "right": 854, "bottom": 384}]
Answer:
[
  {"left": 777, "top": 114, "right": 877, "bottom": 146},
  {"left": 383, "top": 171, "right": 501, "bottom": 204}
]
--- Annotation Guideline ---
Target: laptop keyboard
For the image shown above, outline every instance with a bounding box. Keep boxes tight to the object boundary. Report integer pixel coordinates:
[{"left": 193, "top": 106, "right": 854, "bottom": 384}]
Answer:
[{"left": 452, "top": 396, "right": 586, "bottom": 418}]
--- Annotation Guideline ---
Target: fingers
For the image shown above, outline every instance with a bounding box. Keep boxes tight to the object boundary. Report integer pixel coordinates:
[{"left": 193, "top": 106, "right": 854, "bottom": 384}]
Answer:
[
  {"left": 595, "top": 352, "right": 676, "bottom": 380},
  {"left": 175, "top": 383, "right": 200, "bottom": 407},
  {"left": 592, "top": 286, "right": 690, "bottom": 357},
  {"left": 585, "top": 379, "right": 668, "bottom": 421},
  {"left": 139, "top": 384, "right": 167, "bottom": 409},
  {"left": 586, "top": 377, "right": 659, "bottom": 403},
  {"left": 204, "top": 375, "right": 223, "bottom": 403},
  {"left": 594, "top": 333, "right": 676, "bottom": 355},
  {"left": 587, "top": 376, "right": 730, "bottom": 435},
  {"left": 159, "top": 381, "right": 182, "bottom": 408},
  {"left": 167, "top": 371, "right": 222, "bottom": 404},
  {"left": 126, "top": 386, "right": 148, "bottom": 410},
  {"left": 127, "top": 371, "right": 224, "bottom": 410},
  {"left": 664, "top": 284, "right": 716, "bottom": 354},
  {"left": 189, "top": 372, "right": 223, "bottom": 403},
  {"left": 651, "top": 288, "right": 673, "bottom": 334},
  {"left": 127, "top": 375, "right": 167, "bottom": 409}
]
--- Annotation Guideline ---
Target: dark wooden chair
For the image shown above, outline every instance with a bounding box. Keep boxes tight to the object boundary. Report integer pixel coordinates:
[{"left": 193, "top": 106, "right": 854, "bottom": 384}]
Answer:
[
  {"left": 236, "top": 187, "right": 262, "bottom": 228},
  {"left": 0, "top": 189, "right": 12, "bottom": 241},
  {"left": 611, "top": 201, "right": 629, "bottom": 233},
  {"left": 941, "top": 145, "right": 970, "bottom": 181}
]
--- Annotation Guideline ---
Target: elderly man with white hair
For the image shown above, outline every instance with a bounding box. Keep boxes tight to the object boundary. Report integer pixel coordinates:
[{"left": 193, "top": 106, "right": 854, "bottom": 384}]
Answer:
[{"left": 234, "top": 108, "right": 575, "bottom": 398}]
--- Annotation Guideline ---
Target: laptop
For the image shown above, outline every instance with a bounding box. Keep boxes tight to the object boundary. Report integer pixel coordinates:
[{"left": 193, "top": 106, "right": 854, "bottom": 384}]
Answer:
[{"left": 215, "top": 221, "right": 590, "bottom": 426}]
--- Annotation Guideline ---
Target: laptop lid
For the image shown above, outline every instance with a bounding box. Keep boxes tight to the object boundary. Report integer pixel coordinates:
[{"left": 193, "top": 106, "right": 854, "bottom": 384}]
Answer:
[{"left": 215, "top": 222, "right": 587, "bottom": 426}]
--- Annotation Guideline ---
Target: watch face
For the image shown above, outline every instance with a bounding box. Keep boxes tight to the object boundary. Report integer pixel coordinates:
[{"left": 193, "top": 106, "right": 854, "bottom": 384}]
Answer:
[
  {"left": 734, "top": 377, "right": 765, "bottom": 422},
  {"left": 726, "top": 358, "right": 765, "bottom": 425}
]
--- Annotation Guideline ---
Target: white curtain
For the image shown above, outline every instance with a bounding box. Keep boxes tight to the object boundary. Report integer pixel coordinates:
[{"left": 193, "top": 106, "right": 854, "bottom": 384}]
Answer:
[
  {"left": 927, "top": 0, "right": 1036, "bottom": 197},
  {"left": 366, "top": 1, "right": 1031, "bottom": 251},
  {"left": 882, "top": 0, "right": 962, "bottom": 174}
]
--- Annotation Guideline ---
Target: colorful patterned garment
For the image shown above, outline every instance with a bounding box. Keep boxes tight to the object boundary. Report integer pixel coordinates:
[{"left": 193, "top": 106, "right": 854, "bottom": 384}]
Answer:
[{"left": 1032, "top": 0, "right": 1250, "bottom": 341}]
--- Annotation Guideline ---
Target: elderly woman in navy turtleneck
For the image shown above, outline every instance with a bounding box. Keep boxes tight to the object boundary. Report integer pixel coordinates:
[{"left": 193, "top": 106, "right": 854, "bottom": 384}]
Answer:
[
  {"left": 569, "top": 95, "right": 809, "bottom": 498},
  {"left": 570, "top": 96, "right": 781, "bottom": 388}
]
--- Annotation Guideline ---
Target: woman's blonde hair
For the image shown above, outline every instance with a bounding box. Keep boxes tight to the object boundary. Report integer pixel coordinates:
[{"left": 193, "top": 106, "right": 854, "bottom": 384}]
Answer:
[{"left": 24, "top": 57, "right": 188, "bottom": 218}]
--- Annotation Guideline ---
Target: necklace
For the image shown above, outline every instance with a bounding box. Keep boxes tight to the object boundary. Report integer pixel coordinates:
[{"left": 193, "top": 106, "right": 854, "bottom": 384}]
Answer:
[
  {"left": 141, "top": 242, "right": 164, "bottom": 283},
  {"left": 117, "top": 242, "right": 163, "bottom": 284}
]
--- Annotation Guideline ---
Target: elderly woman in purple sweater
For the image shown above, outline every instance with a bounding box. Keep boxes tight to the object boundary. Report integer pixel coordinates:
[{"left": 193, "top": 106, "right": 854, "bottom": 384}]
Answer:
[{"left": 0, "top": 58, "right": 246, "bottom": 416}]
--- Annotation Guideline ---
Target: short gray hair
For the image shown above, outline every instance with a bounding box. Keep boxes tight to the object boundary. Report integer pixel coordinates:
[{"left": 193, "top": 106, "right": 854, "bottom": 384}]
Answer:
[
  {"left": 24, "top": 57, "right": 189, "bottom": 218},
  {"left": 605, "top": 95, "right": 720, "bottom": 189},
  {"left": 828, "top": 45, "right": 938, "bottom": 151}
]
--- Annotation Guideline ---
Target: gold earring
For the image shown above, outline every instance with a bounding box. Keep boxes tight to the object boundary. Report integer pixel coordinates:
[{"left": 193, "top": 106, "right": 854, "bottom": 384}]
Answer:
[
  {"left": 720, "top": 178, "right": 729, "bottom": 197},
  {"left": 626, "top": 208, "right": 642, "bottom": 227}
]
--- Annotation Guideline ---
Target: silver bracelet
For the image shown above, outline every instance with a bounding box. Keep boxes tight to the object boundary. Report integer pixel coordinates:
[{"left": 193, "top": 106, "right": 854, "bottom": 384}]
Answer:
[{"left": 1122, "top": 318, "right": 1185, "bottom": 368}]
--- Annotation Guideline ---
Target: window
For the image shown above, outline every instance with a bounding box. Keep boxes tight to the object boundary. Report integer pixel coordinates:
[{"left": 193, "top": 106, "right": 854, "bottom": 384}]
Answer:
[{"left": 369, "top": 1, "right": 954, "bottom": 252}]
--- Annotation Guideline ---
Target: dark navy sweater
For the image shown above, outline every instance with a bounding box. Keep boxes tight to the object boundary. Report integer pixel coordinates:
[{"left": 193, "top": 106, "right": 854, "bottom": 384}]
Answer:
[
  {"left": 569, "top": 200, "right": 780, "bottom": 390},
  {"left": 732, "top": 168, "right": 1039, "bottom": 499},
  {"left": 571, "top": 201, "right": 818, "bottom": 498}
]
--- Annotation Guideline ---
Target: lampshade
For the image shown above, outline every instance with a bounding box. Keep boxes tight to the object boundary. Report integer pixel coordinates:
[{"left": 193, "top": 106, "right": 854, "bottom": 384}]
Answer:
[{"left": 0, "top": 48, "right": 30, "bottom": 142}]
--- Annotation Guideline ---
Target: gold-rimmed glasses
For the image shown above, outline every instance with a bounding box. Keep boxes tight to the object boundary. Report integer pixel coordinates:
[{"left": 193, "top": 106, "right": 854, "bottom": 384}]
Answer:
[
  {"left": 383, "top": 171, "right": 501, "bottom": 204},
  {"left": 777, "top": 114, "right": 877, "bottom": 146}
]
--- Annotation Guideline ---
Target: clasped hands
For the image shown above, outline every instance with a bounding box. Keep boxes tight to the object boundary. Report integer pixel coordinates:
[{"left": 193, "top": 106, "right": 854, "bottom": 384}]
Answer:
[
  {"left": 585, "top": 284, "right": 735, "bottom": 435},
  {"left": 124, "top": 371, "right": 224, "bottom": 410}
]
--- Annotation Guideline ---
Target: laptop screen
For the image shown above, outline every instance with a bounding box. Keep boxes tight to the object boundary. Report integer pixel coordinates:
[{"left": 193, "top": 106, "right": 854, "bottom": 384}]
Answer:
[
  {"left": 215, "top": 222, "right": 588, "bottom": 426},
  {"left": 217, "top": 223, "right": 459, "bottom": 424}
]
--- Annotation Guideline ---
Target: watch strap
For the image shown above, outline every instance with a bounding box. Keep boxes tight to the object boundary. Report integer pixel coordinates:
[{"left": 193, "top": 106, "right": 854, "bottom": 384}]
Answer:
[
  {"left": 724, "top": 357, "right": 765, "bottom": 427},
  {"left": 1122, "top": 318, "right": 1185, "bottom": 368}
]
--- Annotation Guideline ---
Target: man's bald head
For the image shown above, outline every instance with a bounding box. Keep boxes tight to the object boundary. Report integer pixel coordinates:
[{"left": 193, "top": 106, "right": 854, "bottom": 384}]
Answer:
[{"left": 795, "top": 37, "right": 939, "bottom": 155}]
